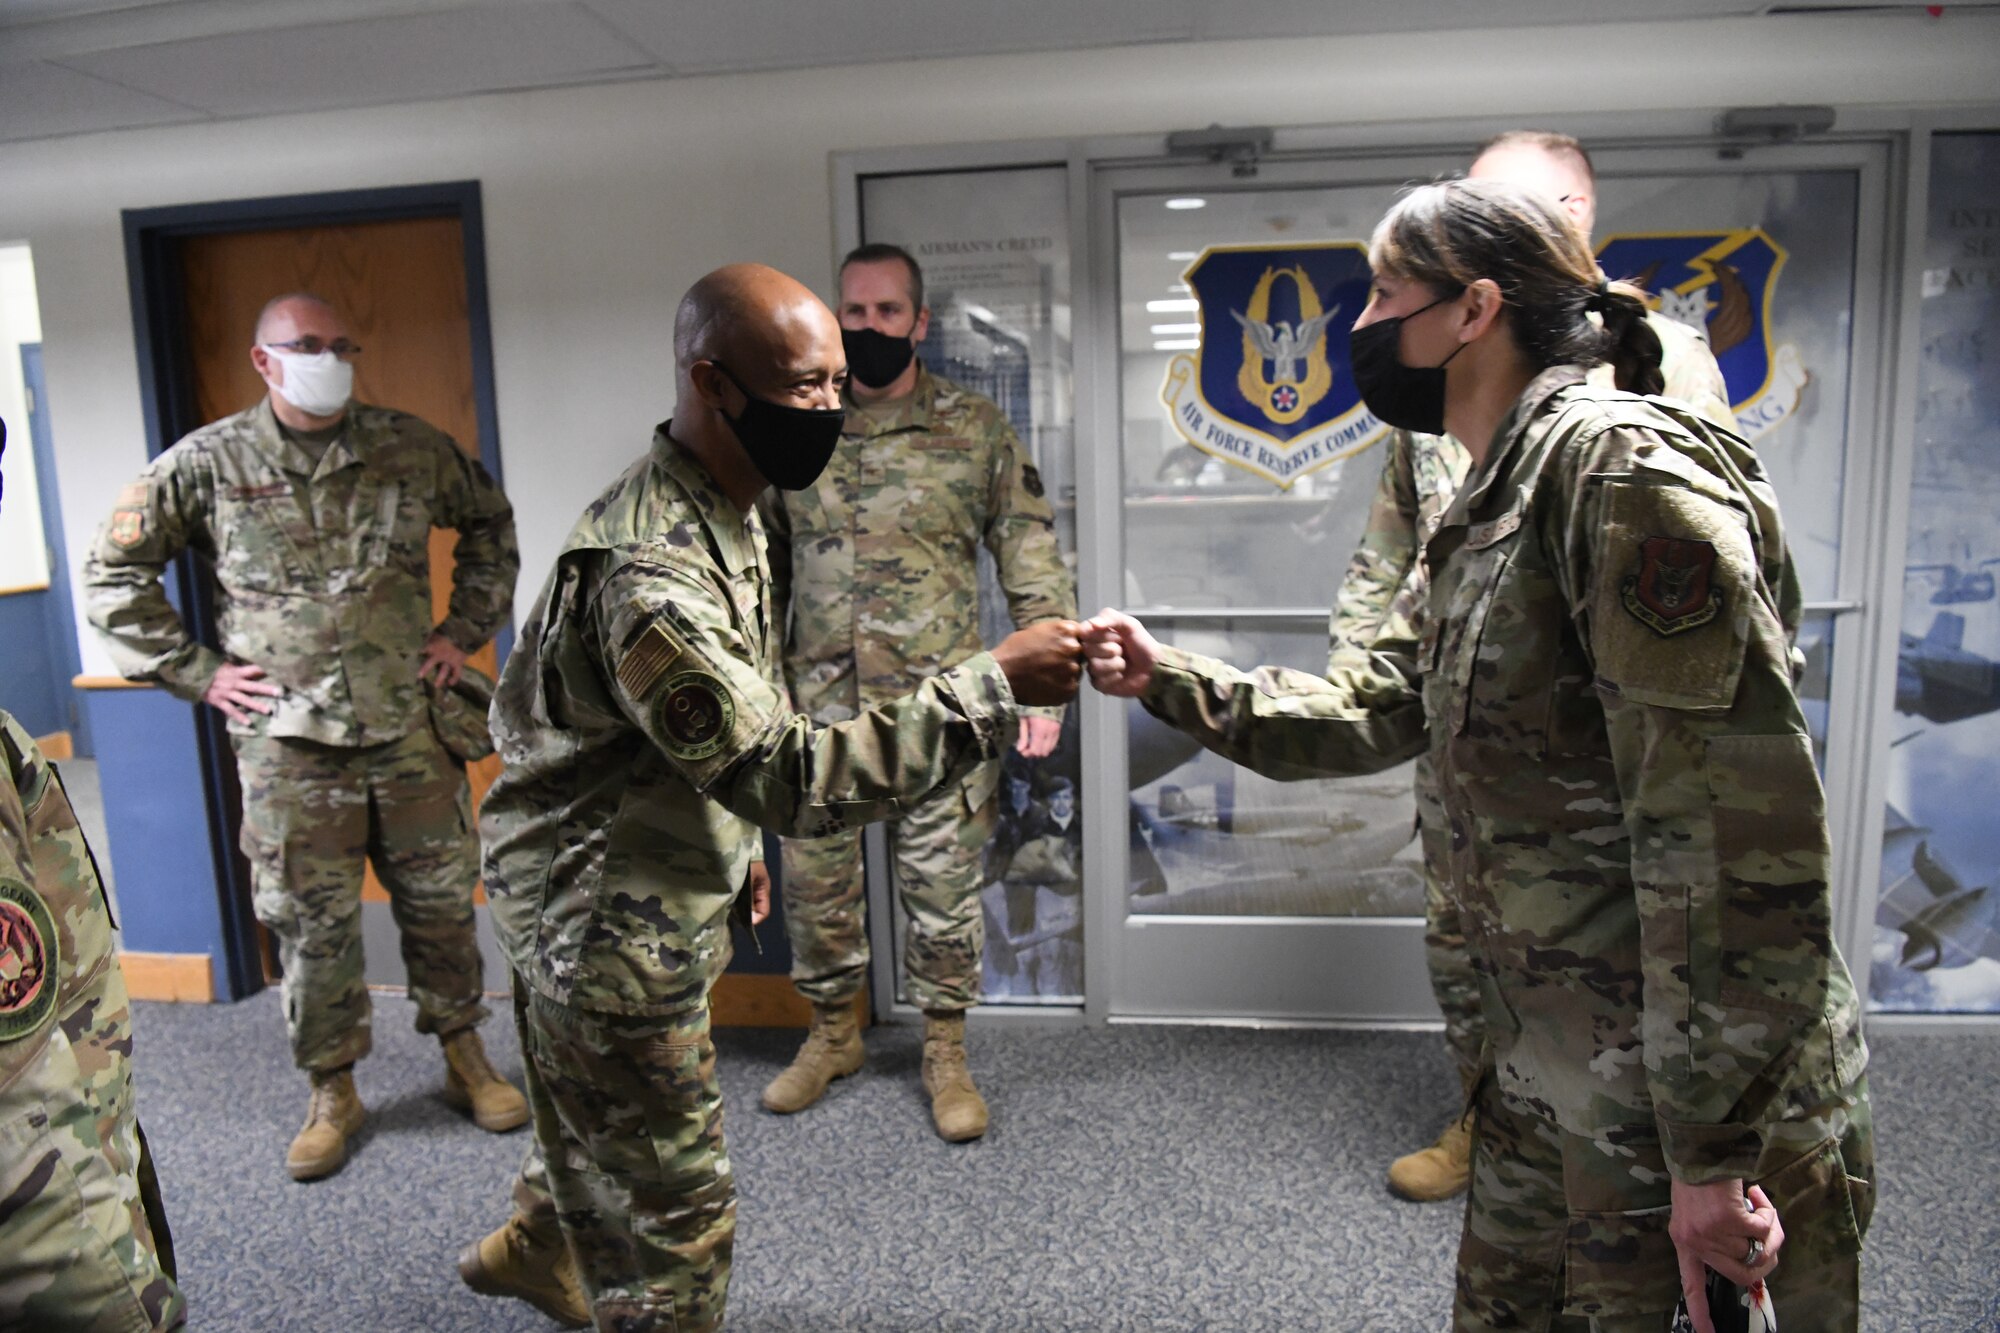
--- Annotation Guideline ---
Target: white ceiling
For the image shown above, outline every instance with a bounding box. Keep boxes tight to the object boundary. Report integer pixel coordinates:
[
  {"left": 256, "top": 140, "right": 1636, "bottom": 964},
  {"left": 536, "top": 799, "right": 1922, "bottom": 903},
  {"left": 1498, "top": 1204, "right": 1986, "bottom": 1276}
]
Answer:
[{"left": 0, "top": 0, "right": 1977, "bottom": 145}]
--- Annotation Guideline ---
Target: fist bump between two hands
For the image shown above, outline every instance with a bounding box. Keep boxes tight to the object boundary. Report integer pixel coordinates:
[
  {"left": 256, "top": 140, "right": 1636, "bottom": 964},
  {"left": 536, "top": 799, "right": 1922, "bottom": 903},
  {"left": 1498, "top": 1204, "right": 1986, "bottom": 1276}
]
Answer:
[{"left": 991, "top": 610, "right": 1161, "bottom": 707}]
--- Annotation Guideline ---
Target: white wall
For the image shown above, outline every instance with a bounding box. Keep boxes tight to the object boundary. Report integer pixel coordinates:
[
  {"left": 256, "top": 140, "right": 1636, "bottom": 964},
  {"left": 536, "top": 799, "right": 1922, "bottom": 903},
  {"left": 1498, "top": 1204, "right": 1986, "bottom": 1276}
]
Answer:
[
  {"left": 1, "top": 11, "right": 1995, "bottom": 672},
  {"left": 0, "top": 246, "right": 50, "bottom": 592}
]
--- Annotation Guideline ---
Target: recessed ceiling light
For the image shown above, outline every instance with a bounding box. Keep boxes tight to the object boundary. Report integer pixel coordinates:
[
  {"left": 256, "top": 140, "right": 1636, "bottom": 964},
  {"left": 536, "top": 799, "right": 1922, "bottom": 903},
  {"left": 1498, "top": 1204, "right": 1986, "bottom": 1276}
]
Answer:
[
  {"left": 1150, "top": 322, "right": 1200, "bottom": 335},
  {"left": 1153, "top": 339, "right": 1201, "bottom": 351},
  {"left": 1167, "top": 250, "right": 1198, "bottom": 261},
  {"left": 1164, "top": 197, "right": 1207, "bottom": 211},
  {"left": 1146, "top": 298, "right": 1200, "bottom": 313}
]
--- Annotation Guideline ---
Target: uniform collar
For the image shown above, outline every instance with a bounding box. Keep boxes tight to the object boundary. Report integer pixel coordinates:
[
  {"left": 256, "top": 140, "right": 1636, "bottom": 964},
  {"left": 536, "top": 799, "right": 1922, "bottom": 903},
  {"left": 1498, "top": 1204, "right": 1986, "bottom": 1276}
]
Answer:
[
  {"left": 1455, "top": 364, "right": 1589, "bottom": 514},
  {"left": 842, "top": 361, "right": 938, "bottom": 439},
  {"left": 652, "top": 423, "right": 756, "bottom": 575},
  {"left": 251, "top": 396, "right": 364, "bottom": 480}
]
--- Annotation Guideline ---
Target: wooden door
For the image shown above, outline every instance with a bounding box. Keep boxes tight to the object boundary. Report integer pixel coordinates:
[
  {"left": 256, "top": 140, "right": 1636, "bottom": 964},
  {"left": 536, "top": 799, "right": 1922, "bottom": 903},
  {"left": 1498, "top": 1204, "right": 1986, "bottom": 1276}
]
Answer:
[{"left": 178, "top": 218, "right": 504, "bottom": 915}]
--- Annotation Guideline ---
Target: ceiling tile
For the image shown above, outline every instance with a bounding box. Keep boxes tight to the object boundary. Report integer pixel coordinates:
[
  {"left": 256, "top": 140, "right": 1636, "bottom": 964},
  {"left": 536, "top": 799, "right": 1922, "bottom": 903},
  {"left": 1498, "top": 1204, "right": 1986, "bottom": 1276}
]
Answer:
[
  {"left": 56, "top": 2, "right": 658, "bottom": 117},
  {"left": 0, "top": 57, "right": 204, "bottom": 142},
  {"left": 584, "top": 0, "right": 1201, "bottom": 74}
]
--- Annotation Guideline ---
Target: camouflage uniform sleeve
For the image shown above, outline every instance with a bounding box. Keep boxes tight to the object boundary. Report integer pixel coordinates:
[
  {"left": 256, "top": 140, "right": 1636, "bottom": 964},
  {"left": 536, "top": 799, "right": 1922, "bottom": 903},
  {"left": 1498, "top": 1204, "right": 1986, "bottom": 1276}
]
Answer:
[
  {"left": 1560, "top": 425, "right": 1848, "bottom": 1184},
  {"left": 590, "top": 558, "right": 1018, "bottom": 837},
  {"left": 1141, "top": 642, "right": 1427, "bottom": 783},
  {"left": 1329, "top": 432, "right": 1421, "bottom": 672},
  {"left": 423, "top": 429, "right": 519, "bottom": 650},
  {"left": 81, "top": 450, "right": 225, "bottom": 701},
  {"left": 1654, "top": 314, "right": 1739, "bottom": 434},
  {"left": 981, "top": 415, "right": 1077, "bottom": 628}
]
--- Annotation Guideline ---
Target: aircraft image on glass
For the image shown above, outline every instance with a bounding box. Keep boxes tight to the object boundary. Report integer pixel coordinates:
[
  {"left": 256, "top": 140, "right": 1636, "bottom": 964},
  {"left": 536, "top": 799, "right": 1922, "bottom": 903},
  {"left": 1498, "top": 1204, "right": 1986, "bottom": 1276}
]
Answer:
[
  {"left": 1895, "top": 612, "right": 2000, "bottom": 725},
  {"left": 1878, "top": 806, "right": 2000, "bottom": 973},
  {"left": 1906, "top": 558, "right": 2000, "bottom": 606}
]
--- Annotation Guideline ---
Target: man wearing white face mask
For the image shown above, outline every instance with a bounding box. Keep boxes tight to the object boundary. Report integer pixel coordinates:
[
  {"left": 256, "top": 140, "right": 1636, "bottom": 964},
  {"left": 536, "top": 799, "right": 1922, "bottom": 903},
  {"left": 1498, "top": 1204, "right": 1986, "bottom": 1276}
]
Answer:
[{"left": 85, "top": 292, "right": 525, "bottom": 1182}]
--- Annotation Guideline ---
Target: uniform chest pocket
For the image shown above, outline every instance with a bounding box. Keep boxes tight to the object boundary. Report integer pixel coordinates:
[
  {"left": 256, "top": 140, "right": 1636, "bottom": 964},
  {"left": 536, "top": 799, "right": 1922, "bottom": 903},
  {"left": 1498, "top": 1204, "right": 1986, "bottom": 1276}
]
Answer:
[
  {"left": 371, "top": 478, "right": 436, "bottom": 570},
  {"left": 1440, "top": 537, "right": 1563, "bottom": 758},
  {"left": 898, "top": 444, "right": 985, "bottom": 540},
  {"left": 217, "top": 487, "right": 312, "bottom": 590}
]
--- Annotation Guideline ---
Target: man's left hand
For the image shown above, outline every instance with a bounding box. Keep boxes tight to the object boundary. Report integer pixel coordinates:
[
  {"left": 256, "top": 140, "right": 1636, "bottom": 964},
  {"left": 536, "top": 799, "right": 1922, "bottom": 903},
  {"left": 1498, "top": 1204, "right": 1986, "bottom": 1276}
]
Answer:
[
  {"left": 747, "top": 861, "right": 772, "bottom": 926},
  {"left": 419, "top": 632, "right": 470, "bottom": 688},
  {"left": 1016, "top": 715, "right": 1062, "bottom": 758}
]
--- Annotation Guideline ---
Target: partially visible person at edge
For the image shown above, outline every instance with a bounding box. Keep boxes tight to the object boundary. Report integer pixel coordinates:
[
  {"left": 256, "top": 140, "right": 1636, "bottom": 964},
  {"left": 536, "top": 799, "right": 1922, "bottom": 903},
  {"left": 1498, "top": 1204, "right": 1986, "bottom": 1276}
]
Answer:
[
  {"left": 0, "top": 419, "right": 186, "bottom": 1332},
  {"left": 1084, "top": 178, "right": 1871, "bottom": 1332},
  {"left": 1332, "top": 129, "right": 1742, "bottom": 1205},
  {"left": 456, "top": 263, "right": 1083, "bottom": 1333},
  {"left": 83, "top": 294, "right": 527, "bottom": 1184},
  {"left": 756, "top": 243, "right": 1078, "bottom": 1143}
]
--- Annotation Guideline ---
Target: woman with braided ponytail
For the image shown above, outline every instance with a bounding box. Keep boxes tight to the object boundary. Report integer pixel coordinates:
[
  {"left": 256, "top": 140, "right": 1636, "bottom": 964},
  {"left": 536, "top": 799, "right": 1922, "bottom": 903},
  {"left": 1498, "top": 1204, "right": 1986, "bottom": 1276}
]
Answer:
[{"left": 1083, "top": 178, "right": 1870, "bottom": 1331}]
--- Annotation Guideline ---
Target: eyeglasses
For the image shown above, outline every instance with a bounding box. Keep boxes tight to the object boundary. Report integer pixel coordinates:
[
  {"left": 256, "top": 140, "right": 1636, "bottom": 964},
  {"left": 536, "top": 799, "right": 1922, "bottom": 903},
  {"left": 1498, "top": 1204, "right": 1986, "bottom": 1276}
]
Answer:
[{"left": 263, "top": 337, "right": 362, "bottom": 357}]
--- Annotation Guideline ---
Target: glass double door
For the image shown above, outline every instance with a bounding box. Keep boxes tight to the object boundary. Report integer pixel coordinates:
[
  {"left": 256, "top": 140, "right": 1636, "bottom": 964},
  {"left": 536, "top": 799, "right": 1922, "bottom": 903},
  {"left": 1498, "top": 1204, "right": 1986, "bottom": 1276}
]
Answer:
[{"left": 1085, "top": 141, "right": 1891, "bottom": 1022}]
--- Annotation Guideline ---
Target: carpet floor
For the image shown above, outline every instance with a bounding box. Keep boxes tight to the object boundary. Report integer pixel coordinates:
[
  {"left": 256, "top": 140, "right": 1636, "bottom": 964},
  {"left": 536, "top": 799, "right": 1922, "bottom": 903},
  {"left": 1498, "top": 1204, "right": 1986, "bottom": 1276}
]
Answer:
[{"left": 129, "top": 994, "right": 2000, "bottom": 1331}]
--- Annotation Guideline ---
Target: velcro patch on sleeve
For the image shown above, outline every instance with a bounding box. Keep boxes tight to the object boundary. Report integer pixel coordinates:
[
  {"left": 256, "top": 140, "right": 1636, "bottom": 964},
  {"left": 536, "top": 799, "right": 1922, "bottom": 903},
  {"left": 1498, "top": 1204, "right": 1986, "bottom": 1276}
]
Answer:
[
  {"left": 653, "top": 671, "right": 735, "bottom": 762},
  {"left": 108, "top": 510, "right": 146, "bottom": 548},
  {"left": 615, "top": 621, "right": 684, "bottom": 700},
  {"left": 116, "top": 483, "right": 149, "bottom": 507},
  {"left": 1592, "top": 480, "right": 1753, "bottom": 711}
]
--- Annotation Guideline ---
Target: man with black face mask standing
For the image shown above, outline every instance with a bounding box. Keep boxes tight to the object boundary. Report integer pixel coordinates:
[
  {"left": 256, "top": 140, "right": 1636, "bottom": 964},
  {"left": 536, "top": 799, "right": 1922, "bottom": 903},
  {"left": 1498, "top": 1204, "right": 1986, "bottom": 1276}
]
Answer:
[
  {"left": 457, "top": 263, "right": 1083, "bottom": 1331},
  {"left": 758, "top": 244, "right": 1077, "bottom": 1142}
]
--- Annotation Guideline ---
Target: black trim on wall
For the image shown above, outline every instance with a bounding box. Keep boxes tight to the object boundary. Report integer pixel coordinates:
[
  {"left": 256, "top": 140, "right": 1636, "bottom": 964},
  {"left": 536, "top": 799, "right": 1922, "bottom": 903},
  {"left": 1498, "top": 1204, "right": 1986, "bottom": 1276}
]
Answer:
[{"left": 119, "top": 180, "right": 510, "bottom": 1002}]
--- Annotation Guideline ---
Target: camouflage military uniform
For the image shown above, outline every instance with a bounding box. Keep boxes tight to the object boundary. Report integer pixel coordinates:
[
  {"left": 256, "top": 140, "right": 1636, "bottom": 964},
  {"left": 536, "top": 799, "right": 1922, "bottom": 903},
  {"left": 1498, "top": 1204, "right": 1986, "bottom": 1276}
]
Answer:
[
  {"left": 1154, "top": 366, "right": 1870, "bottom": 1328},
  {"left": 83, "top": 399, "right": 517, "bottom": 1070},
  {"left": 1328, "top": 312, "right": 1737, "bottom": 1091},
  {"left": 761, "top": 366, "right": 1075, "bottom": 1011},
  {"left": 0, "top": 711, "right": 185, "bottom": 1331},
  {"left": 486, "top": 428, "right": 1019, "bottom": 1330}
]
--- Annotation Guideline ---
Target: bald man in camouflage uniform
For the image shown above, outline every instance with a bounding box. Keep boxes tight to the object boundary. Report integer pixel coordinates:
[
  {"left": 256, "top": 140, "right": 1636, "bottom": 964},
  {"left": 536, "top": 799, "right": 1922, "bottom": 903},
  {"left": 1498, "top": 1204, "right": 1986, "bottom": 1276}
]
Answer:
[
  {"left": 83, "top": 294, "right": 525, "bottom": 1183},
  {"left": 759, "top": 243, "right": 1077, "bottom": 1142},
  {"left": 1333, "top": 131, "right": 1742, "bottom": 1203},
  {"left": 1097, "top": 369, "right": 1870, "bottom": 1329},
  {"left": 1, "top": 705, "right": 183, "bottom": 1330},
  {"left": 459, "top": 264, "right": 1081, "bottom": 1331}
]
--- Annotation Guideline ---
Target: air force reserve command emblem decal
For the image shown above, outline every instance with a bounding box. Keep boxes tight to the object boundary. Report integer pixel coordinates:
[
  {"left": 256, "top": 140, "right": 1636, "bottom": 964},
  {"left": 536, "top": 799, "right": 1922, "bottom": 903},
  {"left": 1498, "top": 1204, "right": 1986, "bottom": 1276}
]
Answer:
[
  {"left": 0, "top": 876, "right": 59, "bottom": 1041},
  {"left": 1596, "top": 228, "right": 1805, "bottom": 438},
  {"left": 1158, "top": 242, "right": 1389, "bottom": 489},
  {"left": 655, "top": 671, "right": 735, "bottom": 762},
  {"left": 1622, "top": 536, "right": 1723, "bottom": 637}
]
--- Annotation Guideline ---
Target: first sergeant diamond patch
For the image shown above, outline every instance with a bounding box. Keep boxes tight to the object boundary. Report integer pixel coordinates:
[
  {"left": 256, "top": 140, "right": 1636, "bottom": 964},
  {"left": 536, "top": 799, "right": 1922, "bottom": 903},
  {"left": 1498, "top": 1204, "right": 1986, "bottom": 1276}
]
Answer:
[{"left": 1621, "top": 535, "right": 1723, "bottom": 637}]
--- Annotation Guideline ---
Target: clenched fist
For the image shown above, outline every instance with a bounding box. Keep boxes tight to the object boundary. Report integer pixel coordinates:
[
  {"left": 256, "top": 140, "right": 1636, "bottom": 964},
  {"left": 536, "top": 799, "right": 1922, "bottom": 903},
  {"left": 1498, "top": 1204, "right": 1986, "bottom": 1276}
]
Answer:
[
  {"left": 1080, "top": 609, "right": 1161, "bottom": 698},
  {"left": 993, "top": 620, "right": 1084, "bottom": 707}
]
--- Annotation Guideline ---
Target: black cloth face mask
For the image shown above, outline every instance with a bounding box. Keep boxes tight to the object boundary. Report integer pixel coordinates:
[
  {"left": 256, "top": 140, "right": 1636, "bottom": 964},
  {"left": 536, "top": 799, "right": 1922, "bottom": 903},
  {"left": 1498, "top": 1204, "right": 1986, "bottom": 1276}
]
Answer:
[
  {"left": 840, "top": 326, "right": 917, "bottom": 390},
  {"left": 713, "top": 363, "right": 845, "bottom": 491},
  {"left": 1347, "top": 292, "right": 1467, "bottom": 436}
]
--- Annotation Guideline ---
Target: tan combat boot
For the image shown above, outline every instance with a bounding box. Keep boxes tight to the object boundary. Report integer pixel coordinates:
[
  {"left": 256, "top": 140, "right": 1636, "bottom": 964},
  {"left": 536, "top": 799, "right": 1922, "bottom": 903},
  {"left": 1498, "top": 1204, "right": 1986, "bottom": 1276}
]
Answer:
[
  {"left": 1387, "top": 1109, "right": 1474, "bottom": 1201},
  {"left": 458, "top": 1209, "right": 589, "bottom": 1328},
  {"left": 921, "top": 1010, "right": 988, "bottom": 1143},
  {"left": 441, "top": 1028, "right": 531, "bottom": 1132},
  {"left": 762, "top": 1001, "right": 865, "bottom": 1114},
  {"left": 286, "top": 1067, "right": 365, "bottom": 1181}
]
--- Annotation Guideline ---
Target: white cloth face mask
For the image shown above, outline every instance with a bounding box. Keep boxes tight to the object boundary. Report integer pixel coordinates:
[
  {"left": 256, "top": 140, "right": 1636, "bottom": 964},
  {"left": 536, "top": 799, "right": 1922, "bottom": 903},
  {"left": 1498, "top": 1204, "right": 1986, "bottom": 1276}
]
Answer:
[{"left": 264, "top": 347, "right": 354, "bottom": 417}]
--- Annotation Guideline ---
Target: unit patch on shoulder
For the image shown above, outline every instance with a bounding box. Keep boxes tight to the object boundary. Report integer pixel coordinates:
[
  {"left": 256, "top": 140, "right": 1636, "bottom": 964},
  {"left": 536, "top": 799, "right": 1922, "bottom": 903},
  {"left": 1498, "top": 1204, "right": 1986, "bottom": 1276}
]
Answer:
[
  {"left": 654, "top": 671, "right": 735, "bottom": 762},
  {"left": 616, "top": 621, "right": 684, "bottom": 700},
  {"left": 0, "top": 876, "right": 59, "bottom": 1042},
  {"left": 1021, "top": 463, "right": 1046, "bottom": 499},
  {"left": 1621, "top": 536, "right": 1722, "bottom": 637},
  {"left": 108, "top": 510, "right": 146, "bottom": 549}
]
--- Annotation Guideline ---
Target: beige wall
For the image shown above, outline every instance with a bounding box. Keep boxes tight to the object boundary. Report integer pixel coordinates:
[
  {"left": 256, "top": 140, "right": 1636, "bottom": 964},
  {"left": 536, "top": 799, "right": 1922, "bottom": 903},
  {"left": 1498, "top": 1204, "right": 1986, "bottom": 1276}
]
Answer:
[
  {"left": 1, "top": 11, "right": 1996, "bottom": 672},
  {"left": 0, "top": 246, "right": 49, "bottom": 592}
]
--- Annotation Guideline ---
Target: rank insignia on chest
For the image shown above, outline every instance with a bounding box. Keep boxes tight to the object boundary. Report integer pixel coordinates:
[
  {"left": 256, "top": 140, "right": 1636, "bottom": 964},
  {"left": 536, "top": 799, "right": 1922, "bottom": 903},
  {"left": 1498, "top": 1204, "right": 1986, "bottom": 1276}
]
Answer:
[
  {"left": 0, "top": 876, "right": 59, "bottom": 1041},
  {"left": 655, "top": 671, "right": 734, "bottom": 761},
  {"left": 1622, "top": 536, "right": 1723, "bottom": 636},
  {"left": 108, "top": 509, "right": 146, "bottom": 548}
]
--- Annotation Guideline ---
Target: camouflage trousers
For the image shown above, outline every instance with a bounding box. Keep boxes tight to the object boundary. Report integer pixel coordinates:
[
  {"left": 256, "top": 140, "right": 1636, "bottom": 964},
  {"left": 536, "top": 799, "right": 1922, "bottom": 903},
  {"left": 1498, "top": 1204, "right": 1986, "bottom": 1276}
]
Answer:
[
  {"left": 1454, "top": 1077, "right": 1874, "bottom": 1331},
  {"left": 232, "top": 729, "right": 487, "bottom": 1072},
  {"left": 509, "top": 978, "right": 734, "bottom": 1333},
  {"left": 1416, "top": 753, "right": 1484, "bottom": 1093},
  {"left": 780, "top": 760, "right": 997, "bottom": 1011},
  {"left": 0, "top": 990, "right": 184, "bottom": 1330}
]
